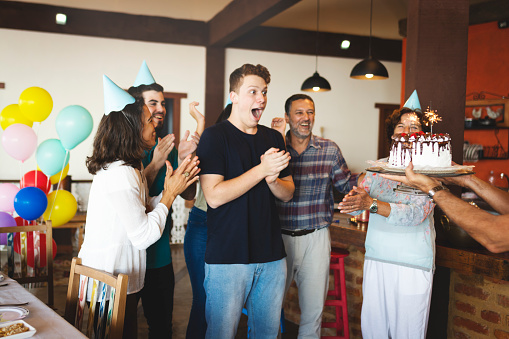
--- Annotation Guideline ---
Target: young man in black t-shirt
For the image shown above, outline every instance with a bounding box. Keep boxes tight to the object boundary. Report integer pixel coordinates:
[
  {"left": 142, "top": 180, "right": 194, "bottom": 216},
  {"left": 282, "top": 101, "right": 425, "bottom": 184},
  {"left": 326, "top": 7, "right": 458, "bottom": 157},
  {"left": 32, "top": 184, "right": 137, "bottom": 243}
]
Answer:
[{"left": 197, "top": 64, "right": 295, "bottom": 338}]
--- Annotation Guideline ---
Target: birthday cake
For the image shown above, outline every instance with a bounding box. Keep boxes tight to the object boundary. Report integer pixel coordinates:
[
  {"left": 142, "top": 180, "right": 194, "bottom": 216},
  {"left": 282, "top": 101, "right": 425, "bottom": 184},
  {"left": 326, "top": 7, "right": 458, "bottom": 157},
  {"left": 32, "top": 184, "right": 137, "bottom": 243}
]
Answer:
[{"left": 388, "top": 131, "right": 452, "bottom": 169}]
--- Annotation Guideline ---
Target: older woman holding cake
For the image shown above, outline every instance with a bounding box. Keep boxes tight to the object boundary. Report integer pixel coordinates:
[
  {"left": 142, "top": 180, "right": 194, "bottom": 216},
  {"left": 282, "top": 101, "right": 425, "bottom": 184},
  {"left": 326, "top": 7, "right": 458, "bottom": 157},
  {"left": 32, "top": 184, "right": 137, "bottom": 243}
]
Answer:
[{"left": 339, "top": 90, "right": 435, "bottom": 339}]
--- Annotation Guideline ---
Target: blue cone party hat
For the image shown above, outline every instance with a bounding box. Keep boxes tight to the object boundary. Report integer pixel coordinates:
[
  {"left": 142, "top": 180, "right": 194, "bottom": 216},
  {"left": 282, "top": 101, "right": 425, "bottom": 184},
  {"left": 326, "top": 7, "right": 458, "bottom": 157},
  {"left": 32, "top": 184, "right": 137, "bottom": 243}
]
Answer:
[
  {"left": 133, "top": 60, "right": 156, "bottom": 87},
  {"left": 103, "top": 75, "right": 135, "bottom": 115},
  {"left": 403, "top": 90, "right": 421, "bottom": 111}
]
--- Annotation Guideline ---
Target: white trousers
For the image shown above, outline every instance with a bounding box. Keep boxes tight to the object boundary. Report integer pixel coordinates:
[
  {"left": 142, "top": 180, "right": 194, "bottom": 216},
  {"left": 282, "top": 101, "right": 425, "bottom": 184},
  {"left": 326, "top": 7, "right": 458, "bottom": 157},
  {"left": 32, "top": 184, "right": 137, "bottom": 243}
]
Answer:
[
  {"left": 361, "top": 259, "right": 434, "bottom": 339},
  {"left": 283, "top": 227, "right": 331, "bottom": 339}
]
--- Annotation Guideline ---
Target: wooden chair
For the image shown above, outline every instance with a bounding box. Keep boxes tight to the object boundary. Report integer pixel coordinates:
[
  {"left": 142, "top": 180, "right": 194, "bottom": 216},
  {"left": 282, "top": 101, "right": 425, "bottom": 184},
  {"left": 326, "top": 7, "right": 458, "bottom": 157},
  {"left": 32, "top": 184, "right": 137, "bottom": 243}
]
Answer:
[
  {"left": 0, "top": 221, "right": 54, "bottom": 307},
  {"left": 65, "top": 257, "right": 128, "bottom": 339}
]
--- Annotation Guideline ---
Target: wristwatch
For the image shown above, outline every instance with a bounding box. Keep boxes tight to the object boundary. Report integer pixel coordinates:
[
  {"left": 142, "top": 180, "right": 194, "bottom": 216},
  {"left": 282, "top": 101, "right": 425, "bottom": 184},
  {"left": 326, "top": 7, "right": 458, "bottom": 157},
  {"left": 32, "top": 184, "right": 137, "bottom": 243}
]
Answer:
[
  {"left": 427, "top": 185, "right": 449, "bottom": 201},
  {"left": 369, "top": 198, "right": 378, "bottom": 213}
]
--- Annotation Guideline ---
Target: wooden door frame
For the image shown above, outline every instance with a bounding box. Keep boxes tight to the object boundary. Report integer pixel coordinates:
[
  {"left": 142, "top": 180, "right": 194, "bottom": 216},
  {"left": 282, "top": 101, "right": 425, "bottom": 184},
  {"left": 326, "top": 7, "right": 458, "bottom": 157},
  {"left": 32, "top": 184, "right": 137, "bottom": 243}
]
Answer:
[{"left": 163, "top": 92, "right": 187, "bottom": 144}]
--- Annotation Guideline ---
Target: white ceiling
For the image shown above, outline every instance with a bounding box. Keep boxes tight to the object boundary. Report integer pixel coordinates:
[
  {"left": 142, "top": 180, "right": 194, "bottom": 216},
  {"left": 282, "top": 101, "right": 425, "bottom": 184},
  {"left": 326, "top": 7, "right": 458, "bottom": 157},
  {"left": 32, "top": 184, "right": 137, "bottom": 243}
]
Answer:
[{"left": 5, "top": 0, "right": 495, "bottom": 40}]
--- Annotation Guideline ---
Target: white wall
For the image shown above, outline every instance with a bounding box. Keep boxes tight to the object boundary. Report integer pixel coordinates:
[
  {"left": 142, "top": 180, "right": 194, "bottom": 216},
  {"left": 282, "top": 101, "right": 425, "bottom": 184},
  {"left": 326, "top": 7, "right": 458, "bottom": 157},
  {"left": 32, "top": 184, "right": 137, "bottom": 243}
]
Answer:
[
  {"left": 226, "top": 49, "right": 402, "bottom": 172},
  {"left": 0, "top": 28, "right": 402, "bottom": 181},
  {"left": 0, "top": 28, "right": 206, "bottom": 180}
]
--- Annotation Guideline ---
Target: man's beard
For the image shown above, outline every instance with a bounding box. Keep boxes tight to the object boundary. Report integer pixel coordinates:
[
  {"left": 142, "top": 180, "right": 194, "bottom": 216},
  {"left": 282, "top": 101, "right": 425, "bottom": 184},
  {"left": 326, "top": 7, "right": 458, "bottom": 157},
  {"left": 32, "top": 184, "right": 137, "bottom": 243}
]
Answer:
[{"left": 290, "top": 124, "right": 312, "bottom": 139}]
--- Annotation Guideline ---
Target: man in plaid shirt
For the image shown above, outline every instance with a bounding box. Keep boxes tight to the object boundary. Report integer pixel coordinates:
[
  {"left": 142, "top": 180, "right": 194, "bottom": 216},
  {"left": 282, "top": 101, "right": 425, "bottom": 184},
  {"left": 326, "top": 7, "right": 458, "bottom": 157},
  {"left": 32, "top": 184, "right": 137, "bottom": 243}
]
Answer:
[{"left": 275, "top": 94, "right": 358, "bottom": 338}]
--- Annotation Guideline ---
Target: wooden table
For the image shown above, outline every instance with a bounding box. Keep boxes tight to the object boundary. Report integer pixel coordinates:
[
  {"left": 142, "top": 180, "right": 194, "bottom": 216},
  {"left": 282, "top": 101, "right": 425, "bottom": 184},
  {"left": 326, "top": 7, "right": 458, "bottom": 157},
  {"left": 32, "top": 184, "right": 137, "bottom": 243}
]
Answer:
[{"left": 0, "top": 276, "right": 87, "bottom": 338}]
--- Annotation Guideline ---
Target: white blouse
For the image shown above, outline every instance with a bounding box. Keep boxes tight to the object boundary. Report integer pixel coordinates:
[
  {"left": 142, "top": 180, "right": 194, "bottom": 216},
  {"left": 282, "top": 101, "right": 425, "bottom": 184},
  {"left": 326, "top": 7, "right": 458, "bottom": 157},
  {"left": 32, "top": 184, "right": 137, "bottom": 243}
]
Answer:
[{"left": 78, "top": 161, "right": 168, "bottom": 294}]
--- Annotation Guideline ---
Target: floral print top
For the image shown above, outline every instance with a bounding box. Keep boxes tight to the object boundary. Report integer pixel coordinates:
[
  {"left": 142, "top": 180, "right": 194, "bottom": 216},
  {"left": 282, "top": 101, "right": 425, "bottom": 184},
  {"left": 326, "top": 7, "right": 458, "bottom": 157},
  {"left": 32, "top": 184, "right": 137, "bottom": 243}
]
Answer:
[{"left": 360, "top": 171, "right": 435, "bottom": 271}]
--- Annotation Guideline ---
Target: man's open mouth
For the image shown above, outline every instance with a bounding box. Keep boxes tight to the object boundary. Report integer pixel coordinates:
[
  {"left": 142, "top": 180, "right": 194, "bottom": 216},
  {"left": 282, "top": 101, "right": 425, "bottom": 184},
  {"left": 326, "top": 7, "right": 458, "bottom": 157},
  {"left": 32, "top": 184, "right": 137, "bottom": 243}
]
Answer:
[{"left": 252, "top": 108, "right": 263, "bottom": 120}]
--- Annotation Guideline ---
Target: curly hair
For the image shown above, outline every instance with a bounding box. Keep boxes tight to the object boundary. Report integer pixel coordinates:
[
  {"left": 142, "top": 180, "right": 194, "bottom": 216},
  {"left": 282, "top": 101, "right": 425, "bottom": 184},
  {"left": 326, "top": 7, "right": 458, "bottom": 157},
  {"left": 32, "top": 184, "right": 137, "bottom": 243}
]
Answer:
[
  {"left": 284, "top": 94, "right": 314, "bottom": 114},
  {"left": 86, "top": 99, "right": 151, "bottom": 174},
  {"left": 385, "top": 107, "right": 431, "bottom": 143},
  {"left": 127, "top": 83, "right": 164, "bottom": 100},
  {"left": 229, "top": 64, "right": 271, "bottom": 93}
]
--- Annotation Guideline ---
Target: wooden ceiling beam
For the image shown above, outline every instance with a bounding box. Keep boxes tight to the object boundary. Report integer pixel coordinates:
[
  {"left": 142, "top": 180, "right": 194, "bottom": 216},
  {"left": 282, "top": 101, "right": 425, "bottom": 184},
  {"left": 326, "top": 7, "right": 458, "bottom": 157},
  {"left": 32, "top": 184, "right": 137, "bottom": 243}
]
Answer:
[
  {"left": 207, "top": 0, "right": 302, "bottom": 47},
  {"left": 228, "top": 26, "right": 402, "bottom": 62},
  {"left": 0, "top": 0, "right": 207, "bottom": 45}
]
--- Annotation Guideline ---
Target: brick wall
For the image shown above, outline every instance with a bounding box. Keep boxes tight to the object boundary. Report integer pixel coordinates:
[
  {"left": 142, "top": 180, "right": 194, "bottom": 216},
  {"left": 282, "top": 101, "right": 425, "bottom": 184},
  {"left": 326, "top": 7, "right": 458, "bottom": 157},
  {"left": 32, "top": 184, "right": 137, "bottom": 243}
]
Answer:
[
  {"left": 449, "top": 271, "right": 509, "bottom": 338},
  {"left": 283, "top": 244, "right": 366, "bottom": 338}
]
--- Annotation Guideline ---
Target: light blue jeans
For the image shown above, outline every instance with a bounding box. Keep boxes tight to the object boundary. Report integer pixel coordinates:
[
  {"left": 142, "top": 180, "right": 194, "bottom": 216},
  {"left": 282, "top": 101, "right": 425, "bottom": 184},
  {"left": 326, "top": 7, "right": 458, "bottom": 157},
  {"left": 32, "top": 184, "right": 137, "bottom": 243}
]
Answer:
[{"left": 204, "top": 258, "right": 287, "bottom": 339}]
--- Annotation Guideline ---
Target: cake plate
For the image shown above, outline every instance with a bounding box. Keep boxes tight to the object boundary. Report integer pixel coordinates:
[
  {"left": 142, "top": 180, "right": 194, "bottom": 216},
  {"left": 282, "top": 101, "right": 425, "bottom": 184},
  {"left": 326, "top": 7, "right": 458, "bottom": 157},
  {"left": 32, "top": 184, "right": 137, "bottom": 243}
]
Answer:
[{"left": 365, "top": 161, "right": 475, "bottom": 178}]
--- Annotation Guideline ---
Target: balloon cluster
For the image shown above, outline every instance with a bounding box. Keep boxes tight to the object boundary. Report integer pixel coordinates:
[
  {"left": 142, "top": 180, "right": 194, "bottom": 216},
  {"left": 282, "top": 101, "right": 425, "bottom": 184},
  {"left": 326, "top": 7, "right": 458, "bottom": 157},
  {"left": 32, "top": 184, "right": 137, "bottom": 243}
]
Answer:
[{"left": 0, "top": 87, "right": 93, "bottom": 266}]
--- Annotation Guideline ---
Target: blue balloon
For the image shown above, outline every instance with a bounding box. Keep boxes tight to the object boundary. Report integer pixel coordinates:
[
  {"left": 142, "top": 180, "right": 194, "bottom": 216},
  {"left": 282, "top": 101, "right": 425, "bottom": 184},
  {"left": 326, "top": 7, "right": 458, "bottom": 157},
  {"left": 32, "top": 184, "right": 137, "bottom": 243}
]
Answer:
[
  {"left": 14, "top": 187, "right": 48, "bottom": 221},
  {"left": 56, "top": 105, "right": 93, "bottom": 150},
  {"left": 36, "top": 139, "right": 70, "bottom": 177}
]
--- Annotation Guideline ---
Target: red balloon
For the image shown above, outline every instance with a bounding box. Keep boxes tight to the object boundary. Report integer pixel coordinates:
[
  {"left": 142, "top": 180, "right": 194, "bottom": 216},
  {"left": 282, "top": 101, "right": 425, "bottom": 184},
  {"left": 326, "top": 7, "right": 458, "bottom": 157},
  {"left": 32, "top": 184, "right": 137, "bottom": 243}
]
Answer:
[
  {"left": 20, "top": 170, "right": 51, "bottom": 195},
  {"left": 13, "top": 232, "right": 57, "bottom": 268}
]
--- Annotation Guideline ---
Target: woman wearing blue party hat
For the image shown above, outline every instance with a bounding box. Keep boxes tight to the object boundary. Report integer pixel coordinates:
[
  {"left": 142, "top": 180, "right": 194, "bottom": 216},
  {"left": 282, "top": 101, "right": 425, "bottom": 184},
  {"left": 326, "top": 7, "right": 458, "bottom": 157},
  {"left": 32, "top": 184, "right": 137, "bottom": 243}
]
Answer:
[
  {"left": 78, "top": 75, "right": 200, "bottom": 339},
  {"left": 339, "top": 90, "right": 435, "bottom": 339}
]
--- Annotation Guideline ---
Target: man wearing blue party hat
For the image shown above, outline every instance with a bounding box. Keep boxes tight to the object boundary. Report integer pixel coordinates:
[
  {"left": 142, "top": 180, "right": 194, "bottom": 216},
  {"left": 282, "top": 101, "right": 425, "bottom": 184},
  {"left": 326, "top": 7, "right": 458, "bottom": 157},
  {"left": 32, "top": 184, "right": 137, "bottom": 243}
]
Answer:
[
  {"left": 128, "top": 61, "right": 202, "bottom": 339},
  {"left": 339, "top": 90, "right": 435, "bottom": 339},
  {"left": 79, "top": 75, "right": 199, "bottom": 339}
]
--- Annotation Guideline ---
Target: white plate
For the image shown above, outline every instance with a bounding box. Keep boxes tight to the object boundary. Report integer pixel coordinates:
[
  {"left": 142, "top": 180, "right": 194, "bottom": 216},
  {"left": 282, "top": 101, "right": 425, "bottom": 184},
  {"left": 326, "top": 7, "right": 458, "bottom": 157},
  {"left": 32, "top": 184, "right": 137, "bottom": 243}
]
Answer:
[
  {"left": 0, "top": 320, "right": 35, "bottom": 338},
  {"left": 366, "top": 161, "right": 475, "bottom": 177},
  {"left": 0, "top": 307, "right": 29, "bottom": 323},
  {"left": 0, "top": 273, "right": 4, "bottom": 282}
]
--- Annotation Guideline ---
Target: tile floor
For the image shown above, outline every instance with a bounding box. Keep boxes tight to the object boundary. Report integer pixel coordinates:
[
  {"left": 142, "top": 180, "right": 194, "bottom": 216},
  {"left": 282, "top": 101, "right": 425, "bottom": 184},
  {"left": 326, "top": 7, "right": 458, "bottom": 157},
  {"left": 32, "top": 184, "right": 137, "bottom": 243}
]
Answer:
[{"left": 31, "top": 244, "right": 299, "bottom": 338}]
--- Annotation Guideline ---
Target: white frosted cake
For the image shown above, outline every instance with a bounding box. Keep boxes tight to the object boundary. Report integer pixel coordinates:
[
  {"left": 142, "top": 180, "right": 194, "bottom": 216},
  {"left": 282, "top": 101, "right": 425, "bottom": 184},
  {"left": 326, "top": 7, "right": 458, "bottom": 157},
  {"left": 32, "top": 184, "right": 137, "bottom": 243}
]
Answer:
[{"left": 388, "top": 132, "right": 452, "bottom": 169}]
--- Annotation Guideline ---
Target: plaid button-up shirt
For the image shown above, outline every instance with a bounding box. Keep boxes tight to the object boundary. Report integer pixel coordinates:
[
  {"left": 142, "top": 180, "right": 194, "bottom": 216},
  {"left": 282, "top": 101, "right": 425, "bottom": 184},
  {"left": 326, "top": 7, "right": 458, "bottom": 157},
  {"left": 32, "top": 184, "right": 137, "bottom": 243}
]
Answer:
[{"left": 276, "top": 134, "right": 358, "bottom": 231}]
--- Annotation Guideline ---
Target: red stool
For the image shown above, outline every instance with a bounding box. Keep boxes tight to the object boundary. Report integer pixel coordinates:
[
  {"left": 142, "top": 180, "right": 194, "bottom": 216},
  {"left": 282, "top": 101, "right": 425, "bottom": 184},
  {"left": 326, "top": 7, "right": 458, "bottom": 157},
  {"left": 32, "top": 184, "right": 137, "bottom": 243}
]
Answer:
[{"left": 322, "top": 247, "right": 350, "bottom": 339}]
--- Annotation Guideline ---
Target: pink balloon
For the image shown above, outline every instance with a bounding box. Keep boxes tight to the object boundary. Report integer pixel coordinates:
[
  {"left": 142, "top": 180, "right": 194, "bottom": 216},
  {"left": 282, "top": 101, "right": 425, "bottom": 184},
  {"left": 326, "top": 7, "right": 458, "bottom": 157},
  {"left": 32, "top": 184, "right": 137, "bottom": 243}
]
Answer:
[
  {"left": 0, "top": 183, "right": 20, "bottom": 213},
  {"left": 1, "top": 123, "right": 37, "bottom": 162}
]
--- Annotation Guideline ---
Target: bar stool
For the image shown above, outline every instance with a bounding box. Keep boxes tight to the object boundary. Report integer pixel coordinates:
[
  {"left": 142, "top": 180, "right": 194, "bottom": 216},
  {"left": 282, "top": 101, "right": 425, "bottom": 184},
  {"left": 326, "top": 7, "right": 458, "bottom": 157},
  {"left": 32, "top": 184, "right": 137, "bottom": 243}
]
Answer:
[{"left": 322, "top": 247, "right": 350, "bottom": 339}]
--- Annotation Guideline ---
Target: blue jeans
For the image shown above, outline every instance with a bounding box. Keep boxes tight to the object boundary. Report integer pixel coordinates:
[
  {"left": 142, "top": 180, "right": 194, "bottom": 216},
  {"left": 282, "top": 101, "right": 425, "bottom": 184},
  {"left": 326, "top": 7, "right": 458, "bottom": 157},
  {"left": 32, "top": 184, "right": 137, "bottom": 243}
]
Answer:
[
  {"left": 204, "top": 258, "right": 287, "bottom": 339},
  {"left": 183, "top": 206, "right": 208, "bottom": 339}
]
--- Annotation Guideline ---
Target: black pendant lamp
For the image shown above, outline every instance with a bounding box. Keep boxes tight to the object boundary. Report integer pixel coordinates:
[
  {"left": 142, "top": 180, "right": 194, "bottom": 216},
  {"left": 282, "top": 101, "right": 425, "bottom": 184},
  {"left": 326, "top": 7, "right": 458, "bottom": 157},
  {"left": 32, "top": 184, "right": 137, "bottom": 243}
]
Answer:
[
  {"left": 301, "top": 0, "right": 331, "bottom": 92},
  {"left": 350, "top": 0, "right": 389, "bottom": 80}
]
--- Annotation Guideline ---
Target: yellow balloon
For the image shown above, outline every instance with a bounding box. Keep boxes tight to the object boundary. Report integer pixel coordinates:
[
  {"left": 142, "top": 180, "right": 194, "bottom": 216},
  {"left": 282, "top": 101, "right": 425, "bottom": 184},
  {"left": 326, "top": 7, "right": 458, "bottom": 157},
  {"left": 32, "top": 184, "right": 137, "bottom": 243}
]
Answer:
[
  {"left": 0, "top": 104, "right": 33, "bottom": 130},
  {"left": 49, "top": 163, "right": 69, "bottom": 185},
  {"left": 43, "top": 190, "right": 77, "bottom": 227},
  {"left": 18, "top": 87, "right": 53, "bottom": 122}
]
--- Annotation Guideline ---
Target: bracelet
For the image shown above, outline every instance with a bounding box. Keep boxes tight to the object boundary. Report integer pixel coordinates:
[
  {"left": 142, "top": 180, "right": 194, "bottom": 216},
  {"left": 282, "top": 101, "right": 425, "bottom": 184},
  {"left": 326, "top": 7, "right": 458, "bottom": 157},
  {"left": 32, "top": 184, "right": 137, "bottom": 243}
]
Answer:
[{"left": 427, "top": 185, "right": 449, "bottom": 202}]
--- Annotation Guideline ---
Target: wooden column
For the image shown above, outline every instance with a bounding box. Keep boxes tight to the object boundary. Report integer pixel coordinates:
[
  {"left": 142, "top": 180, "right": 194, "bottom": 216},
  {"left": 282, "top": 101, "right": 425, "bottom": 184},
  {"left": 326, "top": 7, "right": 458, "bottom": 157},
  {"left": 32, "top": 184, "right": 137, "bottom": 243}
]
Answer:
[
  {"left": 405, "top": 0, "right": 469, "bottom": 165},
  {"left": 205, "top": 47, "right": 225, "bottom": 128},
  {"left": 405, "top": 2, "right": 469, "bottom": 337}
]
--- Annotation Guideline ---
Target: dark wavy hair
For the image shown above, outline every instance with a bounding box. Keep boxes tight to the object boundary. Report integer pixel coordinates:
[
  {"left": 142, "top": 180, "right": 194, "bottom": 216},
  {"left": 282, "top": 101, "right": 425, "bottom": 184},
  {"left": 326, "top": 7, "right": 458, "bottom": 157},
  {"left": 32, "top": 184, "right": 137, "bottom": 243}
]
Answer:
[
  {"left": 385, "top": 107, "right": 431, "bottom": 143},
  {"left": 86, "top": 99, "right": 151, "bottom": 174},
  {"left": 229, "top": 64, "right": 271, "bottom": 93},
  {"left": 284, "top": 94, "right": 314, "bottom": 114},
  {"left": 127, "top": 83, "right": 164, "bottom": 100}
]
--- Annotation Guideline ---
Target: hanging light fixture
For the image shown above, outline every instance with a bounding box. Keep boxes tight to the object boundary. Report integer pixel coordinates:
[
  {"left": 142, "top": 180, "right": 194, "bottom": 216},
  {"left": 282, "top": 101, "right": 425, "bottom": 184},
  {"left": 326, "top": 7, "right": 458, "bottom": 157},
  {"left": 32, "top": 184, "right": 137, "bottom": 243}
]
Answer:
[
  {"left": 301, "top": 0, "right": 331, "bottom": 92},
  {"left": 350, "top": 0, "right": 389, "bottom": 80}
]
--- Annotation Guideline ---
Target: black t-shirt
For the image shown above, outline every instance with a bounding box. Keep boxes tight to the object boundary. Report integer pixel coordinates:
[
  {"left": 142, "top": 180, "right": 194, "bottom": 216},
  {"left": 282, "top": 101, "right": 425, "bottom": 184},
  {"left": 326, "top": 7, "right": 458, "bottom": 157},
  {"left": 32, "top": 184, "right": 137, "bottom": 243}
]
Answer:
[{"left": 196, "top": 120, "right": 290, "bottom": 264}]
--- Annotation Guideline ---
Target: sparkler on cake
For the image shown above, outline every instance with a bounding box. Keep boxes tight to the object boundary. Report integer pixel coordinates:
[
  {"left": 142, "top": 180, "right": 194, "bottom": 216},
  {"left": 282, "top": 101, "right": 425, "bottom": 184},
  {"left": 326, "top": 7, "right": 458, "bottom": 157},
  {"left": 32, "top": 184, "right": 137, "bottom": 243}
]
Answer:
[{"left": 424, "top": 107, "right": 442, "bottom": 134}]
